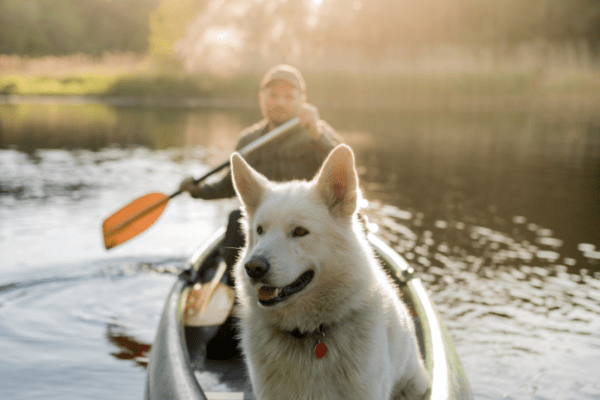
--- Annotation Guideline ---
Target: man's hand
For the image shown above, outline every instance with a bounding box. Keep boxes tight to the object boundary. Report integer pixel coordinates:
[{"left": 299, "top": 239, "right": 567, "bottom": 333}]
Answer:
[
  {"left": 179, "top": 177, "right": 202, "bottom": 198},
  {"left": 298, "top": 103, "right": 321, "bottom": 141}
]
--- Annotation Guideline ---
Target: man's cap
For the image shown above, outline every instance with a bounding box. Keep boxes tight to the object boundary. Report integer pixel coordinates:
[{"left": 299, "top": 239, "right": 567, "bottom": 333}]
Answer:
[{"left": 260, "top": 64, "right": 306, "bottom": 94}]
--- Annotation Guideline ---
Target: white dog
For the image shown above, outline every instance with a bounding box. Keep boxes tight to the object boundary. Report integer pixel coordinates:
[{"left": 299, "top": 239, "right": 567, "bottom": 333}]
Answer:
[{"left": 230, "top": 144, "right": 431, "bottom": 400}]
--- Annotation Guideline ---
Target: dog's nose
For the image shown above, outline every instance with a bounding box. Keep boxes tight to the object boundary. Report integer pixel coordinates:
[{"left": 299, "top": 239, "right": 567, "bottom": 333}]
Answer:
[{"left": 245, "top": 256, "right": 270, "bottom": 280}]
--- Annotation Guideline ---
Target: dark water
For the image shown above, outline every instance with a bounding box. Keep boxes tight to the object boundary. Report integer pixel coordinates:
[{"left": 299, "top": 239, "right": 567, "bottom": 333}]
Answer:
[{"left": 1, "top": 100, "right": 599, "bottom": 399}]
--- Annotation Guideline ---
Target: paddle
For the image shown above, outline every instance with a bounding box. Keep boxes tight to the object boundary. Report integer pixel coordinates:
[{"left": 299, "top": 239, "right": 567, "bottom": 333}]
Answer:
[
  {"left": 184, "top": 259, "right": 235, "bottom": 326},
  {"left": 102, "top": 117, "right": 301, "bottom": 250}
]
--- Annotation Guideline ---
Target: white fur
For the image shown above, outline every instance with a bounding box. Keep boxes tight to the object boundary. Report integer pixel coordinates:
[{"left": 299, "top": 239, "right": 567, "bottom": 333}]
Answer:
[{"left": 231, "top": 145, "right": 431, "bottom": 400}]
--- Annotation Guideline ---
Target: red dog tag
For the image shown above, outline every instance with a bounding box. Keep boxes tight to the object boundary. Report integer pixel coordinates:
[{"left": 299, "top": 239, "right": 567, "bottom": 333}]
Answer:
[{"left": 314, "top": 341, "right": 327, "bottom": 358}]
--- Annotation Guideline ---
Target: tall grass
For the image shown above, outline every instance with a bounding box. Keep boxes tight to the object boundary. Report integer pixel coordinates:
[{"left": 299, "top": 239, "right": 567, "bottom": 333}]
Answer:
[{"left": 1, "top": 43, "right": 599, "bottom": 105}]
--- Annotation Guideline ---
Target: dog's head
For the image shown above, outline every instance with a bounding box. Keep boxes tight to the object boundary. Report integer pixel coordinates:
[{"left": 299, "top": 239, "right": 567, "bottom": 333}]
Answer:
[{"left": 231, "top": 145, "right": 368, "bottom": 325}]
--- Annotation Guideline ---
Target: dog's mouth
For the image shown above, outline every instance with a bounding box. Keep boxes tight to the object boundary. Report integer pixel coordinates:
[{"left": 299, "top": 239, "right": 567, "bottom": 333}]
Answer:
[{"left": 256, "top": 270, "right": 314, "bottom": 306}]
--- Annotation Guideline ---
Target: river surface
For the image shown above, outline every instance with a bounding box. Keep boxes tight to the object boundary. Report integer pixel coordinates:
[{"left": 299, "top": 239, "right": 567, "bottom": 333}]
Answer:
[{"left": 1, "top": 99, "right": 599, "bottom": 399}]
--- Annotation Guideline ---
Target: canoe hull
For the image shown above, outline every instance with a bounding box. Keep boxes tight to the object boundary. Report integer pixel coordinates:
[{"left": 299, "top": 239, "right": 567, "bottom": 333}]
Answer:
[{"left": 145, "top": 228, "right": 473, "bottom": 400}]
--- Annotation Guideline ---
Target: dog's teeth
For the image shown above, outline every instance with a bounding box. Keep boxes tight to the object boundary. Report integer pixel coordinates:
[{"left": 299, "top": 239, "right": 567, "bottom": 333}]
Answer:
[{"left": 257, "top": 286, "right": 279, "bottom": 301}]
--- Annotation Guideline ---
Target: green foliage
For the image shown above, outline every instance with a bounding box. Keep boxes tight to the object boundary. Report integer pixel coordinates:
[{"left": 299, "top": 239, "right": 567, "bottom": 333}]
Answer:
[
  {"left": 2, "top": 0, "right": 598, "bottom": 63},
  {"left": 0, "top": 73, "right": 118, "bottom": 95},
  {"left": 4, "top": 68, "right": 598, "bottom": 100},
  {"left": 148, "top": 0, "right": 203, "bottom": 68},
  {"left": 0, "top": 71, "right": 260, "bottom": 98},
  {"left": 0, "top": 0, "right": 159, "bottom": 56}
]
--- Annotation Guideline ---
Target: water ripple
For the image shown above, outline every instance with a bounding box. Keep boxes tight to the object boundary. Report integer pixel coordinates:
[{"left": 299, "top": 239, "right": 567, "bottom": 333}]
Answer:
[{"left": 365, "top": 201, "right": 600, "bottom": 399}]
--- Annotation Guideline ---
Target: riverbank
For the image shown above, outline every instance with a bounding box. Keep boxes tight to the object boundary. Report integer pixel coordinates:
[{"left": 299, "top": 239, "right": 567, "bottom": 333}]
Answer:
[
  {"left": 2, "top": 91, "right": 600, "bottom": 115},
  {"left": 2, "top": 73, "right": 600, "bottom": 113},
  {"left": 2, "top": 51, "right": 600, "bottom": 112}
]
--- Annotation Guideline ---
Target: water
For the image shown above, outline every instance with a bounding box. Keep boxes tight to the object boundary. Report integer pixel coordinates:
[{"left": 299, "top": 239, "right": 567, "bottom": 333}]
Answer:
[{"left": 1, "top": 100, "right": 599, "bottom": 399}]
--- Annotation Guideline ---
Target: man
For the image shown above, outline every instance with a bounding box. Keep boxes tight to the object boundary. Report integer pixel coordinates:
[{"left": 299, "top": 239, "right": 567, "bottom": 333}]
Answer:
[
  {"left": 180, "top": 64, "right": 341, "bottom": 199},
  {"left": 180, "top": 64, "right": 342, "bottom": 272},
  {"left": 179, "top": 65, "right": 342, "bottom": 362}
]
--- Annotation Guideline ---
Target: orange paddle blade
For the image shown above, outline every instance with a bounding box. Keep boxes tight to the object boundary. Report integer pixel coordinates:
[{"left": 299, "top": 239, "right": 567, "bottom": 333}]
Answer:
[{"left": 103, "top": 192, "right": 169, "bottom": 250}]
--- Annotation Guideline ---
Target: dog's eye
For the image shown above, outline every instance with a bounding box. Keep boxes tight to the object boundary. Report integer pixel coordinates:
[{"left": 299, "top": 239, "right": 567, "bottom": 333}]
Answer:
[
  {"left": 256, "top": 225, "right": 263, "bottom": 235},
  {"left": 293, "top": 227, "right": 309, "bottom": 237}
]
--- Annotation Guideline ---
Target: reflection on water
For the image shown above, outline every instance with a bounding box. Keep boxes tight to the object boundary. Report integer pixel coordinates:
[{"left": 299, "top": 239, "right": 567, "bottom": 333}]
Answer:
[
  {"left": 365, "top": 202, "right": 600, "bottom": 399},
  {"left": 0, "top": 259, "right": 181, "bottom": 400},
  {"left": 0, "top": 102, "right": 257, "bottom": 152},
  {"left": 0, "top": 102, "right": 599, "bottom": 399},
  {"left": 345, "top": 110, "right": 600, "bottom": 272},
  {"left": 106, "top": 321, "right": 151, "bottom": 368}
]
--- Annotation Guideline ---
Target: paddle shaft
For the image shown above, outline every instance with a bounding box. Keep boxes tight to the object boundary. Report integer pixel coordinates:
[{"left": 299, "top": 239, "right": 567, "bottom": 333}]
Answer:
[
  {"left": 105, "top": 117, "right": 301, "bottom": 240},
  {"left": 170, "top": 117, "right": 301, "bottom": 198}
]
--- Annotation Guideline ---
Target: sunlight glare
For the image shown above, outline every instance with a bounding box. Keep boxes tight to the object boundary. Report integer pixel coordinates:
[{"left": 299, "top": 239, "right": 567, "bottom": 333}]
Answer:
[
  {"left": 180, "top": 26, "right": 244, "bottom": 76},
  {"left": 204, "top": 27, "right": 240, "bottom": 47},
  {"left": 309, "top": 0, "right": 324, "bottom": 27}
]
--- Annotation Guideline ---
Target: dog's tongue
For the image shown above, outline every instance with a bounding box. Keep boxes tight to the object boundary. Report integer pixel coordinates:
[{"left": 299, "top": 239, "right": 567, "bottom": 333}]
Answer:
[{"left": 258, "top": 287, "right": 279, "bottom": 301}]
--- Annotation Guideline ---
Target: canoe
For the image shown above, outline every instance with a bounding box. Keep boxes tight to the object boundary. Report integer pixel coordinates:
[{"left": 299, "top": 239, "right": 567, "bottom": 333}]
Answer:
[{"left": 144, "top": 227, "right": 473, "bottom": 400}]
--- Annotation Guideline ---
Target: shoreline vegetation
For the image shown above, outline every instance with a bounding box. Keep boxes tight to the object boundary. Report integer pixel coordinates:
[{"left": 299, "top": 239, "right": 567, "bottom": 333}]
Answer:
[{"left": 1, "top": 53, "right": 599, "bottom": 112}]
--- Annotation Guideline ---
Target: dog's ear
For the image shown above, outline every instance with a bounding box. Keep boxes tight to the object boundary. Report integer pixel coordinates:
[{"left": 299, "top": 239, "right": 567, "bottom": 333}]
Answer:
[
  {"left": 231, "top": 153, "right": 268, "bottom": 214},
  {"left": 314, "top": 144, "right": 360, "bottom": 216}
]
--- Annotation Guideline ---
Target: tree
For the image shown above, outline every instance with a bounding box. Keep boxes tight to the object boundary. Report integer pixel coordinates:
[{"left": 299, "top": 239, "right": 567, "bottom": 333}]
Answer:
[
  {"left": 148, "top": 0, "right": 204, "bottom": 69},
  {"left": 175, "top": 0, "right": 315, "bottom": 74},
  {"left": 0, "top": 0, "right": 84, "bottom": 55},
  {"left": 0, "top": 0, "right": 158, "bottom": 56},
  {"left": 174, "top": 0, "right": 600, "bottom": 73}
]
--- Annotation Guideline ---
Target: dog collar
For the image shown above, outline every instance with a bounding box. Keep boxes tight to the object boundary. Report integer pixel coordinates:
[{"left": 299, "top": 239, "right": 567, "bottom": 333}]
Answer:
[{"left": 282, "top": 324, "right": 327, "bottom": 358}]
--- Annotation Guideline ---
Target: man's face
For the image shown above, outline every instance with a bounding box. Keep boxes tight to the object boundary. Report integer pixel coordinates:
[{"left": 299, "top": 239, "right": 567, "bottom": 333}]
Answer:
[{"left": 260, "top": 80, "right": 302, "bottom": 126}]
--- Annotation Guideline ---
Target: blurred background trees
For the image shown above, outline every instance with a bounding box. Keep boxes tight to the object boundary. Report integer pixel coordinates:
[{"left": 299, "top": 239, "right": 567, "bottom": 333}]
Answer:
[
  {"left": 0, "top": 0, "right": 158, "bottom": 56},
  {"left": 0, "top": 0, "right": 598, "bottom": 79},
  {"left": 0, "top": 0, "right": 598, "bottom": 57},
  {"left": 148, "top": 0, "right": 203, "bottom": 69},
  {"left": 172, "top": 0, "right": 600, "bottom": 76},
  {"left": 320, "top": 0, "right": 600, "bottom": 48}
]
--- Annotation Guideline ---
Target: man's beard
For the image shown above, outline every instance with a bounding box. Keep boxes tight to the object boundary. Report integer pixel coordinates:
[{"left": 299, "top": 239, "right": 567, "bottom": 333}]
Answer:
[{"left": 268, "top": 108, "right": 292, "bottom": 125}]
